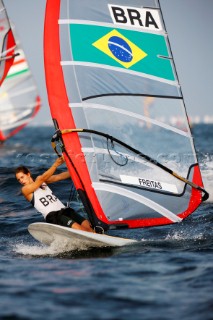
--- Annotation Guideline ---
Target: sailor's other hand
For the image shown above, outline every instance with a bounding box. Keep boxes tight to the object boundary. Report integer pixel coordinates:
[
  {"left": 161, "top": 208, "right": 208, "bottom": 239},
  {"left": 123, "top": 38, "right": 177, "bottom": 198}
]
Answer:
[{"left": 54, "top": 156, "right": 65, "bottom": 167}]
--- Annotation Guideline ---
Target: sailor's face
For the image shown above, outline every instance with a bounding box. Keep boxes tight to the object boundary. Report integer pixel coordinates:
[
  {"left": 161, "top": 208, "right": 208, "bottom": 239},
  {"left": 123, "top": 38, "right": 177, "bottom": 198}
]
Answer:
[{"left": 16, "top": 172, "right": 31, "bottom": 186}]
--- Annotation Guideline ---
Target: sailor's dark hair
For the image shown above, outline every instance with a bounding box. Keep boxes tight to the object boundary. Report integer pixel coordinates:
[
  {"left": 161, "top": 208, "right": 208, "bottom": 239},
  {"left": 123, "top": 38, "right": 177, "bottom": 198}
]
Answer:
[{"left": 15, "top": 166, "right": 31, "bottom": 176}]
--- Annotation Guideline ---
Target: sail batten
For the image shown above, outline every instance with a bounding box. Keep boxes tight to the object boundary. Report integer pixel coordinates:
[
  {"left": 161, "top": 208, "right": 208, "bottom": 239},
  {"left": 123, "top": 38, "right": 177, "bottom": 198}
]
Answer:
[
  {"left": 59, "top": 19, "right": 167, "bottom": 36},
  {"left": 61, "top": 60, "right": 179, "bottom": 87},
  {"left": 44, "top": 0, "right": 208, "bottom": 231},
  {"left": 92, "top": 182, "right": 182, "bottom": 223},
  {"left": 70, "top": 103, "right": 190, "bottom": 137}
]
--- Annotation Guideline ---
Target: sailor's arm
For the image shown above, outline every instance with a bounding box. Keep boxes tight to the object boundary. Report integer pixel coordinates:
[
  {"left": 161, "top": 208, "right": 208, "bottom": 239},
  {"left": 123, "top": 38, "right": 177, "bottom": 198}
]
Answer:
[
  {"left": 46, "top": 170, "right": 70, "bottom": 183},
  {"left": 22, "top": 157, "right": 64, "bottom": 199},
  {"left": 38, "top": 157, "right": 65, "bottom": 183}
]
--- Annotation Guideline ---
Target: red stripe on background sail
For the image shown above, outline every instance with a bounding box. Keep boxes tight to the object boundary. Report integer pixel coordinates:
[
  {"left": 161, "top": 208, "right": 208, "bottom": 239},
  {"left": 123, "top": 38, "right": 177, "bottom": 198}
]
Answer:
[{"left": 0, "top": 29, "right": 16, "bottom": 85}]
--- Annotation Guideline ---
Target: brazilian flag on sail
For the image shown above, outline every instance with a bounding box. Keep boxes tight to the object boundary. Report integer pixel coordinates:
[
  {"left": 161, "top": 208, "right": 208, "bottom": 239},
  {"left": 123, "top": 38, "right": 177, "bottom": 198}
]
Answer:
[{"left": 70, "top": 24, "right": 175, "bottom": 81}]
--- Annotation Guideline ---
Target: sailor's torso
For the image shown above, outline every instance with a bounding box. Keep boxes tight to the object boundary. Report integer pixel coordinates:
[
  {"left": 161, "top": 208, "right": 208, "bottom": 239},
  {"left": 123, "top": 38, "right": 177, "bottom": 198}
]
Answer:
[{"left": 31, "top": 184, "right": 65, "bottom": 219}]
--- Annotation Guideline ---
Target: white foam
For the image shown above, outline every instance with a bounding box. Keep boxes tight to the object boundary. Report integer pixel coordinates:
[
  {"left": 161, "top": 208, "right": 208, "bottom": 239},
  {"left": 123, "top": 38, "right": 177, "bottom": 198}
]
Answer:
[
  {"left": 165, "top": 230, "right": 205, "bottom": 241},
  {"left": 13, "top": 238, "right": 89, "bottom": 256}
]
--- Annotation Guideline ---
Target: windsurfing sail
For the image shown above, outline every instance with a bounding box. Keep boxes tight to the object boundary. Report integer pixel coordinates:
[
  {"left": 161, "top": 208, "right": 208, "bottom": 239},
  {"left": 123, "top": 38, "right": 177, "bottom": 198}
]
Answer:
[
  {"left": 44, "top": 0, "right": 209, "bottom": 231},
  {"left": 0, "top": 43, "right": 41, "bottom": 142},
  {"left": 0, "top": 0, "right": 16, "bottom": 85}
]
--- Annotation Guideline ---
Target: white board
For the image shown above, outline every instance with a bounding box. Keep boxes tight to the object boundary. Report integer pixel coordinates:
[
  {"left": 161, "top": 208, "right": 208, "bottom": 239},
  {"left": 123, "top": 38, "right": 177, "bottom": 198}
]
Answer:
[{"left": 28, "top": 222, "right": 137, "bottom": 248}]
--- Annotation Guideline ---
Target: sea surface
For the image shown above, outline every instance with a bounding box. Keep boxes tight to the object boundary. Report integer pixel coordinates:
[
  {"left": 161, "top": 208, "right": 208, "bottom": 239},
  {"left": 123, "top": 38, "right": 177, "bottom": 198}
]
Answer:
[{"left": 0, "top": 125, "right": 212, "bottom": 320}]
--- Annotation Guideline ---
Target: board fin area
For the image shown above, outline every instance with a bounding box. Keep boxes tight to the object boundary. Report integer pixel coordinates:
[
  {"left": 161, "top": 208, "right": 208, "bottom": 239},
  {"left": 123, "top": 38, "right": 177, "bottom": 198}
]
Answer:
[{"left": 28, "top": 223, "right": 137, "bottom": 249}]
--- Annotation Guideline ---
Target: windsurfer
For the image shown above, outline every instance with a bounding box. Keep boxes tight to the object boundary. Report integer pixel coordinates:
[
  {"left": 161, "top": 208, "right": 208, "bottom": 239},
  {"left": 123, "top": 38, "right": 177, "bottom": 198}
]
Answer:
[{"left": 15, "top": 157, "right": 94, "bottom": 232}]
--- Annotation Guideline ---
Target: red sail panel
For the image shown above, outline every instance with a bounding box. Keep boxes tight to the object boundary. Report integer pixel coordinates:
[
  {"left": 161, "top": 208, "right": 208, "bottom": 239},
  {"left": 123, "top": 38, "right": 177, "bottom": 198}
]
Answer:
[{"left": 44, "top": 0, "right": 106, "bottom": 227}]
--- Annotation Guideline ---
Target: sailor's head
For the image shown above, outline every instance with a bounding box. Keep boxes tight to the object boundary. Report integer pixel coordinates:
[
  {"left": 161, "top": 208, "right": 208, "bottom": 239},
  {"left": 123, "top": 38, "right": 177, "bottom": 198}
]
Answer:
[{"left": 15, "top": 166, "right": 32, "bottom": 186}]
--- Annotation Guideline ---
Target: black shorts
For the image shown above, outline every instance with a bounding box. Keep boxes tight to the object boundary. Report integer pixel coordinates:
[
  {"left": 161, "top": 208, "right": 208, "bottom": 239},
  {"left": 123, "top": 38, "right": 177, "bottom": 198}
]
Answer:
[{"left": 46, "top": 207, "right": 86, "bottom": 227}]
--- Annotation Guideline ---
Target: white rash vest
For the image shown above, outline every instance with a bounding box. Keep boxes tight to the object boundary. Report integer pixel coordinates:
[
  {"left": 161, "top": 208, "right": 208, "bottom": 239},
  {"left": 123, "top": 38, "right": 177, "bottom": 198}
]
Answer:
[{"left": 31, "top": 183, "right": 65, "bottom": 219}]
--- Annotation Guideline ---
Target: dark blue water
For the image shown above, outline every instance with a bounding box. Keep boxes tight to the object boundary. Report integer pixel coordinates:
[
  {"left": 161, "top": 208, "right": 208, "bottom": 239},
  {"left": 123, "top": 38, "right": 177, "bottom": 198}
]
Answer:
[{"left": 0, "top": 125, "right": 212, "bottom": 320}]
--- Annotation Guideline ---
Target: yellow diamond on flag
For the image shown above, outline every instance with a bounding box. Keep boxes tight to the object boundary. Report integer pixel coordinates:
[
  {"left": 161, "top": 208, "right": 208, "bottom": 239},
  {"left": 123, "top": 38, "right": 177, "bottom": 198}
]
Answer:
[{"left": 92, "top": 29, "right": 147, "bottom": 69}]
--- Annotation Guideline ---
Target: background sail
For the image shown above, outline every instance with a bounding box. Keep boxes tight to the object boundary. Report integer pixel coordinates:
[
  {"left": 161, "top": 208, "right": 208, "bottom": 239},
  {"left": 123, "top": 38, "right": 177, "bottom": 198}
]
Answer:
[
  {"left": 0, "top": 0, "right": 16, "bottom": 85},
  {"left": 44, "top": 0, "right": 206, "bottom": 230},
  {"left": 0, "top": 38, "right": 41, "bottom": 142}
]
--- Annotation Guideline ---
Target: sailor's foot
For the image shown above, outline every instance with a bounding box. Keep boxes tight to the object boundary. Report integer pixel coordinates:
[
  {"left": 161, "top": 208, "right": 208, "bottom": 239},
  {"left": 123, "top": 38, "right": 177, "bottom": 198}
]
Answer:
[{"left": 94, "top": 226, "right": 105, "bottom": 234}]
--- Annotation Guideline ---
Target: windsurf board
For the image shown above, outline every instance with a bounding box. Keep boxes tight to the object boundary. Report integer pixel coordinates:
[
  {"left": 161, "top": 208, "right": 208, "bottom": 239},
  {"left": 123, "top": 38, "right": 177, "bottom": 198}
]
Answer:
[{"left": 28, "top": 222, "right": 137, "bottom": 248}]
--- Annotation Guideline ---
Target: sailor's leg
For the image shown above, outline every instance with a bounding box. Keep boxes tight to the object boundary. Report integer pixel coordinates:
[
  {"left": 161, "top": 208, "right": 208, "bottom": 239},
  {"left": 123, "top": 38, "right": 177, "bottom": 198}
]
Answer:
[
  {"left": 81, "top": 220, "right": 95, "bottom": 233},
  {"left": 59, "top": 208, "right": 94, "bottom": 232},
  {"left": 71, "top": 221, "right": 94, "bottom": 232}
]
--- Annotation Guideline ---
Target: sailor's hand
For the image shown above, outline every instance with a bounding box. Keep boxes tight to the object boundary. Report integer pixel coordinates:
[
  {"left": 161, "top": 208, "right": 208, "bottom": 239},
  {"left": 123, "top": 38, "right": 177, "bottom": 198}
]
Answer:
[{"left": 53, "top": 156, "right": 65, "bottom": 168}]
